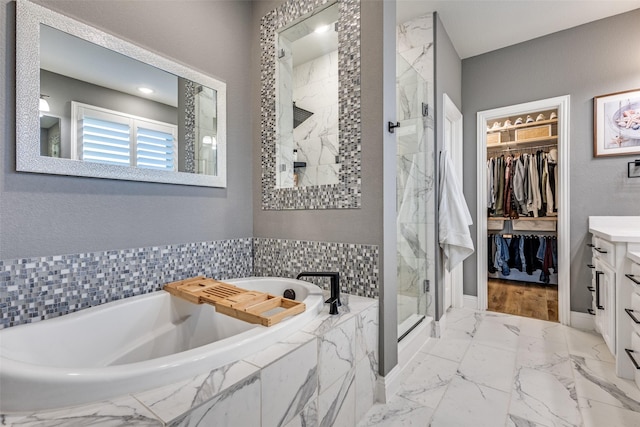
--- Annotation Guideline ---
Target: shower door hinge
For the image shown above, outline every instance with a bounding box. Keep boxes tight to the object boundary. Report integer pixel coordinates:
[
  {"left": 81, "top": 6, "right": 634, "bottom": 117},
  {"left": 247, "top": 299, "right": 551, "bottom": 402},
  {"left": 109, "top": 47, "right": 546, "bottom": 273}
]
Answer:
[
  {"left": 423, "top": 280, "right": 430, "bottom": 293},
  {"left": 422, "top": 103, "right": 429, "bottom": 117}
]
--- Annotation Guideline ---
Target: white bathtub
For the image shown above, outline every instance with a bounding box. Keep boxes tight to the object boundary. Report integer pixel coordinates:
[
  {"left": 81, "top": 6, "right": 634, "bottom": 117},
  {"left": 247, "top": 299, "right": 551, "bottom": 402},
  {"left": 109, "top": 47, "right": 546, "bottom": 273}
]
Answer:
[{"left": 0, "top": 277, "right": 324, "bottom": 412}]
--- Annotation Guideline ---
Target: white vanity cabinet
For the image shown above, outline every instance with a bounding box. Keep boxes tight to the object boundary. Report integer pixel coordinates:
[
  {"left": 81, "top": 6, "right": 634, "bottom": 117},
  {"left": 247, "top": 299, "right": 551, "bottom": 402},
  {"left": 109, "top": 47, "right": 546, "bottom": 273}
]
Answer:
[
  {"left": 588, "top": 235, "right": 617, "bottom": 354},
  {"left": 624, "top": 251, "right": 640, "bottom": 388},
  {"left": 588, "top": 217, "right": 640, "bottom": 380}
]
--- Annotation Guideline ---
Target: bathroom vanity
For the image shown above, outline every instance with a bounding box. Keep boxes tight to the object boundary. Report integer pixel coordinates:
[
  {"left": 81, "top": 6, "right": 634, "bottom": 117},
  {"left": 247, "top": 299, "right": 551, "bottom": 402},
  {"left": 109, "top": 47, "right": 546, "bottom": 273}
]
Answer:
[{"left": 588, "top": 216, "right": 640, "bottom": 381}]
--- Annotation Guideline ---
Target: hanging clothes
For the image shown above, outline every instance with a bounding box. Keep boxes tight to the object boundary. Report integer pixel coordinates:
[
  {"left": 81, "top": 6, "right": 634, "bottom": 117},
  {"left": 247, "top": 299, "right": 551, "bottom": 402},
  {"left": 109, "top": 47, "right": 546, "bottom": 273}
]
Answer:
[
  {"left": 489, "top": 234, "right": 557, "bottom": 284},
  {"left": 487, "top": 150, "right": 557, "bottom": 219}
]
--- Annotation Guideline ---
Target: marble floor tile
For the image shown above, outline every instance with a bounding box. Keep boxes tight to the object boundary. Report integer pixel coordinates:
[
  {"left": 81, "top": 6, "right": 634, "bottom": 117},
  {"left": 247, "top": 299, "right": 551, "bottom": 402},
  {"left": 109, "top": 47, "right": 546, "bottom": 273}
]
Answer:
[
  {"left": 578, "top": 397, "right": 640, "bottom": 427},
  {"left": 571, "top": 355, "right": 640, "bottom": 411},
  {"left": 360, "top": 308, "right": 640, "bottom": 427},
  {"left": 395, "top": 353, "right": 458, "bottom": 408},
  {"left": 484, "top": 310, "right": 523, "bottom": 327},
  {"left": 422, "top": 337, "right": 471, "bottom": 363},
  {"left": 429, "top": 374, "right": 510, "bottom": 427},
  {"left": 357, "top": 396, "right": 434, "bottom": 427},
  {"left": 443, "top": 309, "right": 483, "bottom": 336},
  {"left": 516, "top": 335, "right": 573, "bottom": 379},
  {"left": 457, "top": 342, "right": 516, "bottom": 392},
  {"left": 518, "top": 316, "right": 568, "bottom": 343},
  {"left": 473, "top": 317, "right": 521, "bottom": 352},
  {"left": 565, "top": 328, "right": 615, "bottom": 363},
  {"left": 509, "top": 367, "right": 582, "bottom": 427},
  {"left": 505, "top": 413, "right": 551, "bottom": 427}
]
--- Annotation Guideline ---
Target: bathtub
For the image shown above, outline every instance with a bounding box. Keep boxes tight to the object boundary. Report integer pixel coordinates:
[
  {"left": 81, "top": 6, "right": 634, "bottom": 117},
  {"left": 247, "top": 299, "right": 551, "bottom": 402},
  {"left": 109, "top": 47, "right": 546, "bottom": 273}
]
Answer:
[{"left": 0, "top": 277, "right": 324, "bottom": 412}]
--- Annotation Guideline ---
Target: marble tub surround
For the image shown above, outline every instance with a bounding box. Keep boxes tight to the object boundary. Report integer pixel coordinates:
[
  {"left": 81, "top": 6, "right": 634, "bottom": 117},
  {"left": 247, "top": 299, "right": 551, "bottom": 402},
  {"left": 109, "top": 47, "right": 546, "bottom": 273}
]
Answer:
[
  {"left": 358, "top": 308, "right": 640, "bottom": 427},
  {"left": 2, "top": 295, "right": 378, "bottom": 427}
]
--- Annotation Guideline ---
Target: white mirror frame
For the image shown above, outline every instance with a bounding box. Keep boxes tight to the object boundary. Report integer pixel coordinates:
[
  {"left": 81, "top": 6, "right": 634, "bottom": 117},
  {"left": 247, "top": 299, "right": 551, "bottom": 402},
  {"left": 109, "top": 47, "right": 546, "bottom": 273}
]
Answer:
[{"left": 16, "top": 0, "right": 227, "bottom": 187}]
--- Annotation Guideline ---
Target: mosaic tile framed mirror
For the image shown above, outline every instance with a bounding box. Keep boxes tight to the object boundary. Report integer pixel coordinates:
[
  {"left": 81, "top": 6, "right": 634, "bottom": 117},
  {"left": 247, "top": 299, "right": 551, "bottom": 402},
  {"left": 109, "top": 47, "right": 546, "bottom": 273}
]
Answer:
[{"left": 260, "top": 0, "right": 361, "bottom": 209}]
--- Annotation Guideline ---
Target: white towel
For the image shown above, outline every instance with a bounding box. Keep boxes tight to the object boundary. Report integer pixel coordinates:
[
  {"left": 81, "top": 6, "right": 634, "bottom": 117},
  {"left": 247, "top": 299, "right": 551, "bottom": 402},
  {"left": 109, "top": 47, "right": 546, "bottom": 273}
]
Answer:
[{"left": 439, "top": 151, "right": 474, "bottom": 271}]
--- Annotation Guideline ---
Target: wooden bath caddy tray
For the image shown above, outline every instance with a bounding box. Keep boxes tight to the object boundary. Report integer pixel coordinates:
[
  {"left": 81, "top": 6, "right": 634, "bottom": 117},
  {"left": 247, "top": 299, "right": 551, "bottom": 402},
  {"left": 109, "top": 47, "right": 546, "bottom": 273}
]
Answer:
[{"left": 163, "top": 276, "right": 305, "bottom": 327}]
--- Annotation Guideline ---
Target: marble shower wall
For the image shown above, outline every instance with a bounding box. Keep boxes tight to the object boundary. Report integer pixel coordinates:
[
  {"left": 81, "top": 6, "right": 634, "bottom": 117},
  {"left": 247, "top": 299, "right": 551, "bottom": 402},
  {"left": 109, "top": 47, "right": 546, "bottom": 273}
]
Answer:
[
  {"left": 293, "top": 50, "right": 340, "bottom": 187},
  {"left": 276, "top": 36, "right": 295, "bottom": 188},
  {"left": 396, "top": 13, "right": 435, "bottom": 321}
]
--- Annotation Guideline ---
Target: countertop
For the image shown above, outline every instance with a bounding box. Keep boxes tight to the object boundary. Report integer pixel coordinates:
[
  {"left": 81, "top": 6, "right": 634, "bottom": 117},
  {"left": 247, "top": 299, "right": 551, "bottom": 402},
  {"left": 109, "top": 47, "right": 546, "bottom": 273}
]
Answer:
[{"left": 588, "top": 216, "right": 640, "bottom": 243}]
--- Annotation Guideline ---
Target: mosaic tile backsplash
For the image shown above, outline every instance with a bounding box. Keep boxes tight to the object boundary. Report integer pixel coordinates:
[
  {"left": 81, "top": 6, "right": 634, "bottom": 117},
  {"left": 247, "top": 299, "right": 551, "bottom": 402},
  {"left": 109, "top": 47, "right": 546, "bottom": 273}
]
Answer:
[
  {"left": 0, "top": 239, "right": 253, "bottom": 330},
  {"left": 254, "top": 238, "right": 379, "bottom": 299},
  {"left": 0, "top": 238, "right": 378, "bottom": 329}
]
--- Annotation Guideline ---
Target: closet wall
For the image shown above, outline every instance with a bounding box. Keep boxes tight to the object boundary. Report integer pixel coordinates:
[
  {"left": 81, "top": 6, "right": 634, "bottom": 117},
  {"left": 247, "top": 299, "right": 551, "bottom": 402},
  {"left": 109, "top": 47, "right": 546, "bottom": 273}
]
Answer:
[{"left": 486, "top": 109, "right": 559, "bottom": 286}]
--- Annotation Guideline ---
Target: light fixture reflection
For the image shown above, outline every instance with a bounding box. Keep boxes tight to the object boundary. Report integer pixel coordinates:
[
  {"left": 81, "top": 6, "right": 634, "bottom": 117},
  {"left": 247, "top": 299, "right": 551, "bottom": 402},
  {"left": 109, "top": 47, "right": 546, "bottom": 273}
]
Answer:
[
  {"left": 314, "top": 24, "right": 331, "bottom": 34},
  {"left": 39, "top": 95, "right": 50, "bottom": 112},
  {"left": 202, "top": 135, "right": 217, "bottom": 149}
]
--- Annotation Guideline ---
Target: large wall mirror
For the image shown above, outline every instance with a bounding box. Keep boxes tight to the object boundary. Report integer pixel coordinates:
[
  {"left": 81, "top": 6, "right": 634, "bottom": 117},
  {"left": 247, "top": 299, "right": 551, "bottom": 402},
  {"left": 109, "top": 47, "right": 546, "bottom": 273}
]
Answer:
[
  {"left": 16, "top": 0, "right": 227, "bottom": 187},
  {"left": 261, "top": 0, "right": 361, "bottom": 209}
]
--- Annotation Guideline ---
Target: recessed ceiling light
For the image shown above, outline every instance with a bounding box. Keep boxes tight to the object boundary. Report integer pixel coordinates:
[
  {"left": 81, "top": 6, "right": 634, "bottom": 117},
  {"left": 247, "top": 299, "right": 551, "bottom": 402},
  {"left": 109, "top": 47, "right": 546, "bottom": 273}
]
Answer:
[
  {"left": 314, "top": 24, "right": 331, "bottom": 34},
  {"left": 138, "top": 87, "right": 154, "bottom": 94}
]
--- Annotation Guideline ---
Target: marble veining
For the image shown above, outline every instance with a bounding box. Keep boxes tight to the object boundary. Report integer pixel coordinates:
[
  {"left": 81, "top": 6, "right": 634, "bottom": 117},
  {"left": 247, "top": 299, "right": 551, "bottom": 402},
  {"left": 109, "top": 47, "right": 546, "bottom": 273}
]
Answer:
[
  {"left": 359, "top": 308, "right": 640, "bottom": 427},
  {"left": 571, "top": 355, "right": 640, "bottom": 412}
]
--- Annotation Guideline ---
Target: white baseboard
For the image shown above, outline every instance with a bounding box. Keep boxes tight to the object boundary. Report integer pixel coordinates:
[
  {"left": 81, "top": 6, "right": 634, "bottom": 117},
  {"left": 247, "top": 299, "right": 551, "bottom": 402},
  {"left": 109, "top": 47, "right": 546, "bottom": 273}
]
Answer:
[
  {"left": 570, "top": 310, "right": 596, "bottom": 331},
  {"left": 376, "top": 319, "right": 433, "bottom": 403},
  {"left": 463, "top": 295, "right": 478, "bottom": 310},
  {"left": 376, "top": 364, "right": 401, "bottom": 404}
]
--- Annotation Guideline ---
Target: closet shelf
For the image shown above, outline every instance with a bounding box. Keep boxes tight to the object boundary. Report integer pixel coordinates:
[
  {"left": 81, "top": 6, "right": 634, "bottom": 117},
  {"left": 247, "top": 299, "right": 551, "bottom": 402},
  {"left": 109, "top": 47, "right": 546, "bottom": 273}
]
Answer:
[{"left": 487, "top": 118, "right": 558, "bottom": 134}]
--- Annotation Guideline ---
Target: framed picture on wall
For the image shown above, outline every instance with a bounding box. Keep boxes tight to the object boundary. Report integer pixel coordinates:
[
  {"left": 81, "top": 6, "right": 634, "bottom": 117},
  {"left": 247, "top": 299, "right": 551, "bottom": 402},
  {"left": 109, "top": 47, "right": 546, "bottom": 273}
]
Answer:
[{"left": 594, "top": 88, "right": 640, "bottom": 157}]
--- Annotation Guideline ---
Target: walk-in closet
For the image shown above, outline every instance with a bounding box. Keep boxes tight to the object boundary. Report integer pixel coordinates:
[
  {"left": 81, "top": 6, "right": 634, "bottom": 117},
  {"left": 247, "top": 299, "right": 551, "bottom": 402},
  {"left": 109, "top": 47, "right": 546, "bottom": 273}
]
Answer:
[{"left": 485, "top": 108, "right": 559, "bottom": 321}]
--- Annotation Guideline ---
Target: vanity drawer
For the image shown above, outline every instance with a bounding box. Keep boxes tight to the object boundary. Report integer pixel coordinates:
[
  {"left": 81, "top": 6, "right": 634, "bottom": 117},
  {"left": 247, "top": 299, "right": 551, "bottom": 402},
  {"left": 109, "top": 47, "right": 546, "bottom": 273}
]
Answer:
[
  {"left": 592, "top": 237, "right": 615, "bottom": 266},
  {"left": 628, "top": 262, "right": 640, "bottom": 291},
  {"left": 631, "top": 332, "right": 640, "bottom": 388},
  {"left": 628, "top": 293, "right": 640, "bottom": 336}
]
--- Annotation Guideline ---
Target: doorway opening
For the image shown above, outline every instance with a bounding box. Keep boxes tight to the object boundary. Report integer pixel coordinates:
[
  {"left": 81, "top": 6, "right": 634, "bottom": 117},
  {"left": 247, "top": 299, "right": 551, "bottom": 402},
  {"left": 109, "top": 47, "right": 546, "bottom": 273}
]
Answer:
[{"left": 476, "top": 96, "right": 571, "bottom": 325}]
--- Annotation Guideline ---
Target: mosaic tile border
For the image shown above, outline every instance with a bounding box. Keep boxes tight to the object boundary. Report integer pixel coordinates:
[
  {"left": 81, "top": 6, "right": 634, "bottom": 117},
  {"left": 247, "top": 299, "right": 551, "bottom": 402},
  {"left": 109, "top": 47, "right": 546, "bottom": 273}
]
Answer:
[
  {"left": 0, "top": 239, "right": 253, "bottom": 329},
  {"left": 253, "top": 238, "right": 379, "bottom": 298},
  {"left": 260, "top": 0, "right": 361, "bottom": 210},
  {"left": 0, "top": 237, "right": 379, "bottom": 329}
]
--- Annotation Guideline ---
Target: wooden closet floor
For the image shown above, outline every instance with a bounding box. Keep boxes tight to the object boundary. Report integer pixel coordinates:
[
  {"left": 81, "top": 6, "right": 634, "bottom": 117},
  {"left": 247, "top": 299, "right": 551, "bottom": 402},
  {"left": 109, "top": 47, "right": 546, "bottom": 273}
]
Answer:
[{"left": 488, "top": 279, "right": 558, "bottom": 322}]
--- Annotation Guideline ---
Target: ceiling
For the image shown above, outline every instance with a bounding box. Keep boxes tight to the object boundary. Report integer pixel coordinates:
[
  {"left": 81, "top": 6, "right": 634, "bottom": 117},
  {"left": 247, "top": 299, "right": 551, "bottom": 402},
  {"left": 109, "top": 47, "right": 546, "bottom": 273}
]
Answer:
[{"left": 397, "top": 0, "right": 640, "bottom": 59}]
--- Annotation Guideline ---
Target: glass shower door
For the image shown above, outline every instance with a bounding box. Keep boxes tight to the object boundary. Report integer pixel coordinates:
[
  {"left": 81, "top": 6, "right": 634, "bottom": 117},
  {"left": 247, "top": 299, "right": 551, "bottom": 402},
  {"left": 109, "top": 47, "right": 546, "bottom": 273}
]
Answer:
[{"left": 396, "top": 50, "right": 436, "bottom": 340}]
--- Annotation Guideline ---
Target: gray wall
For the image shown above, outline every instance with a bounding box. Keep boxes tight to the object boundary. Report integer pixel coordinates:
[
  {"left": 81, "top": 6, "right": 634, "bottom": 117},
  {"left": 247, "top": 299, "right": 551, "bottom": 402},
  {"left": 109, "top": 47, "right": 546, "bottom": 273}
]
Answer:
[
  {"left": 461, "top": 9, "right": 640, "bottom": 312},
  {"left": 1, "top": 0, "right": 253, "bottom": 260},
  {"left": 434, "top": 12, "right": 462, "bottom": 319}
]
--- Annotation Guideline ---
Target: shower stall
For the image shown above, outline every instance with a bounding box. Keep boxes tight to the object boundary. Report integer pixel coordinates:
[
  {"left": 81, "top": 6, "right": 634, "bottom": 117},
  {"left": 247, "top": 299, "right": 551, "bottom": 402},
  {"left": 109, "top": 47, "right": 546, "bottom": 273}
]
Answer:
[{"left": 395, "top": 13, "right": 436, "bottom": 339}]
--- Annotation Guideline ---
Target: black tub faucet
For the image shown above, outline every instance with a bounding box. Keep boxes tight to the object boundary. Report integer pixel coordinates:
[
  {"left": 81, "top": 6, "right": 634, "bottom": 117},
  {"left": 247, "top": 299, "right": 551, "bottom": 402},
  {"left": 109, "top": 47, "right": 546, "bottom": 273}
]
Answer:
[{"left": 296, "top": 272, "right": 341, "bottom": 315}]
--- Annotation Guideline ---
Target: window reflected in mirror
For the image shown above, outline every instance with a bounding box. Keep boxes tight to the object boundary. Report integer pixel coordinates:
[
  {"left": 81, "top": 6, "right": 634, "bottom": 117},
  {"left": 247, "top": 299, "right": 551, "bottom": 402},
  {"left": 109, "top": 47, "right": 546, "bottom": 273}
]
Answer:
[
  {"left": 276, "top": 3, "right": 339, "bottom": 188},
  {"left": 38, "top": 24, "right": 219, "bottom": 177}
]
